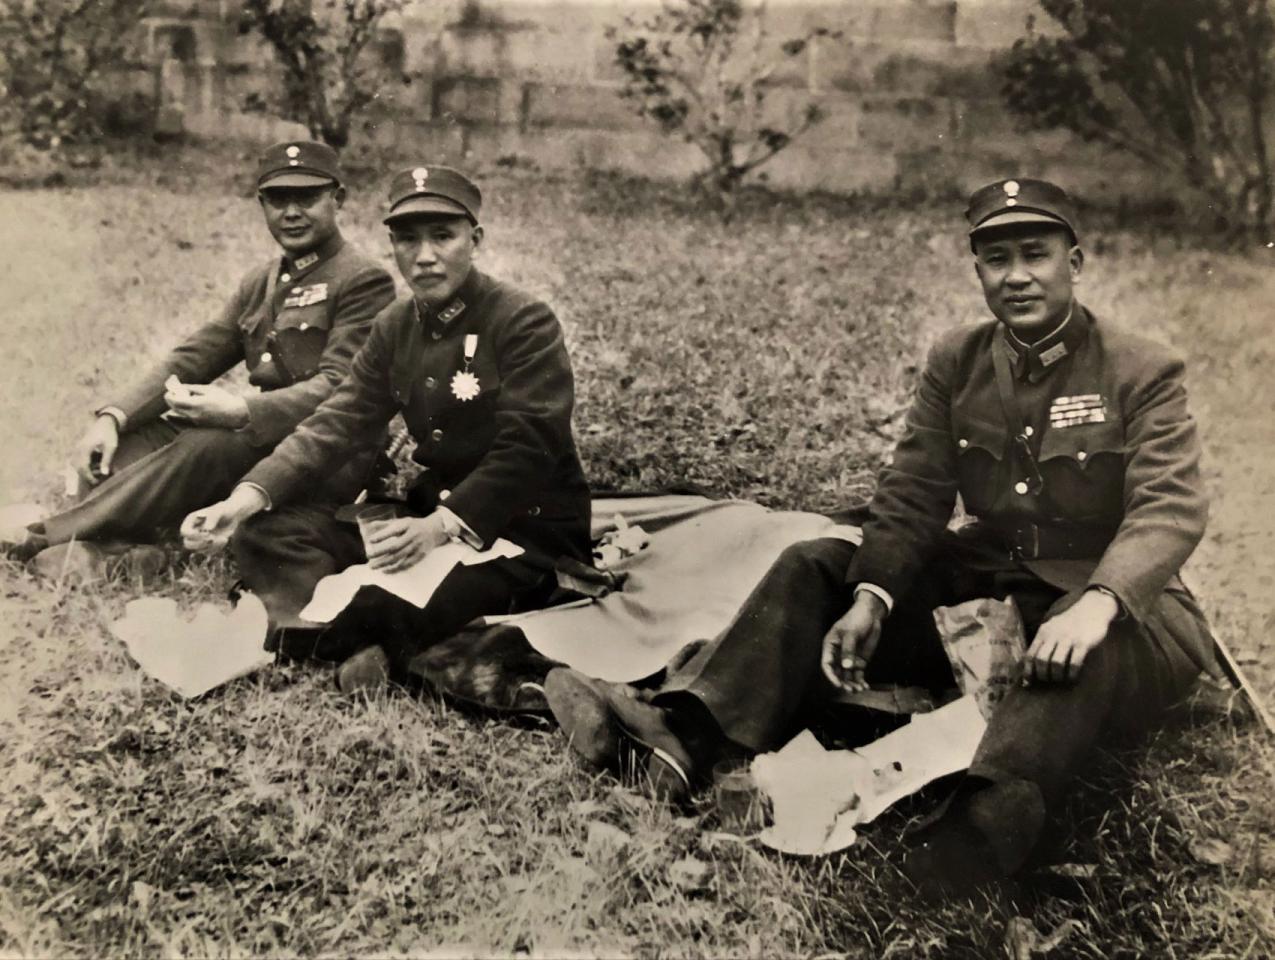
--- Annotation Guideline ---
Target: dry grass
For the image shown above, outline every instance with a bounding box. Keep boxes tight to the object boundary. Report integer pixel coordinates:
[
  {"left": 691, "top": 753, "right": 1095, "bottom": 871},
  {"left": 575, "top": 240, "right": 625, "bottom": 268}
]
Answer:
[{"left": 0, "top": 146, "right": 1271, "bottom": 957}]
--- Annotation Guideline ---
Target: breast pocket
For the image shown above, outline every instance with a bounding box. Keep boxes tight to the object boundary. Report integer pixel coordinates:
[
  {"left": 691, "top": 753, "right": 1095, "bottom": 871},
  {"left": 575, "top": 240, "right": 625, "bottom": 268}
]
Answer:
[
  {"left": 272, "top": 302, "right": 333, "bottom": 382},
  {"left": 1038, "top": 420, "right": 1125, "bottom": 520},
  {"left": 952, "top": 413, "right": 1007, "bottom": 515}
]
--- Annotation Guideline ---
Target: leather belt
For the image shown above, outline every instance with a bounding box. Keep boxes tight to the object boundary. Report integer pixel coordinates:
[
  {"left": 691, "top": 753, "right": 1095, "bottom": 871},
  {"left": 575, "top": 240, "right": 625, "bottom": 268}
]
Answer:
[{"left": 994, "top": 522, "right": 1116, "bottom": 561}]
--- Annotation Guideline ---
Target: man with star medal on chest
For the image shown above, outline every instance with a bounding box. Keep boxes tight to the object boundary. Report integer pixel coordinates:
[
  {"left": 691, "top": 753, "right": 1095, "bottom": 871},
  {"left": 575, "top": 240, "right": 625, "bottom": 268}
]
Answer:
[
  {"left": 546, "top": 177, "right": 1220, "bottom": 898},
  {"left": 181, "top": 165, "right": 592, "bottom": 692}
]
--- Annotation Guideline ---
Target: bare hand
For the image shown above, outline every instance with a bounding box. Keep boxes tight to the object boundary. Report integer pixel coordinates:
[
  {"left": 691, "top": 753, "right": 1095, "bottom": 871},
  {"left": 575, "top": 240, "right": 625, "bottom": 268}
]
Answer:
[
  {"left": 363, "top": 514, "right": 451, "bottom": 573},
  {"left": 180, "top": 486, "right": 268, "bottom": 553},
  {"left": 820, "top": 592, "right": 888, "bottom": 693},
  {"left": 77, "top": 415, "right": 120, "bottom": 483},
  {"left": 1024, "top": 589, "right": 1120, "bottom": 684},
  {"left": 165, "top": 381, "right": 249, "bottom": 428}
]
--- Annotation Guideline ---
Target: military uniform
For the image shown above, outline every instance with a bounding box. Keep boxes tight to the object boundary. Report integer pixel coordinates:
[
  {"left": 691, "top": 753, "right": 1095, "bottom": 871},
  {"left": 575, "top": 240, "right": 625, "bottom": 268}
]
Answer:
[
  {"left": 643, "top": 179, "right": 1217, "bottom": 881},
  {"left": 35, "top": 143, "right": 396, "bottom": 548},
  {"left": 232, "top": 167, "right": 591, "bottom": 665}
]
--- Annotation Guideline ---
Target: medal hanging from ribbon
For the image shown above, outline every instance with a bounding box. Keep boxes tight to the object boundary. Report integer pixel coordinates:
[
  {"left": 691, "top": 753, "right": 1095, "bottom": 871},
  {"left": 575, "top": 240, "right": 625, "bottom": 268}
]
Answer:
[{"left": 450, "top": 334, "right": 481, "bottom": 401}]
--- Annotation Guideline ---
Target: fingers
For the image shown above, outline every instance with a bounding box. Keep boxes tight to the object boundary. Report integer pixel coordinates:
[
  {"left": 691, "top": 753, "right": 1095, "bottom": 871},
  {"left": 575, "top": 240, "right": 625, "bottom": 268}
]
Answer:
[
  {"left": 820, "top": 630, "right": 844, "bottom": 689},
  {"left": 97, "top": 434, "right": 118, "bottom": 476}
]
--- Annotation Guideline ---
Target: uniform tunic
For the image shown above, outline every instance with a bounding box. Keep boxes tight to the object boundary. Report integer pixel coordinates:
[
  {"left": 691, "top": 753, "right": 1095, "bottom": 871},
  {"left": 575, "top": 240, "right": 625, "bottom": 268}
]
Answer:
[
  {"left": 660, "top": 305, "right": 1215, "bottom": 811},
  {"left": 234, "top": 267, "right": 592, "bottom": 649},
  {"left": 39, "top": 235, "right": 396, "bottom": 545}
]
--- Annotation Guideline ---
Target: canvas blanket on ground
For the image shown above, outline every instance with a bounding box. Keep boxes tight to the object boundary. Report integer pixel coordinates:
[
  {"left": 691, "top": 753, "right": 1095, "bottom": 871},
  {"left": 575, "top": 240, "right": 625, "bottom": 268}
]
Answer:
[{"left": 408, "top": 494, "right": 862, "bottom": 709}]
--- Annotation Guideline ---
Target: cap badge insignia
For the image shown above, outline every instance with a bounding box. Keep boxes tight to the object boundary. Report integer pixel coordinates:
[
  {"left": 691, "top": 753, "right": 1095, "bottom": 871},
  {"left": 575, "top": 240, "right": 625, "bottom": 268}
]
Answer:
[
  {"left": 286, "top": 145, "right": 300, "bottom": 158},
  {"left": 451, "top": 333, "right": 480, "bottom": 402},
  {"left": 1003, "top": 179, "right": 1020, "bottom": 207},
  {"left": 412, "top": 166, "right": 429, "bottom": 190}
]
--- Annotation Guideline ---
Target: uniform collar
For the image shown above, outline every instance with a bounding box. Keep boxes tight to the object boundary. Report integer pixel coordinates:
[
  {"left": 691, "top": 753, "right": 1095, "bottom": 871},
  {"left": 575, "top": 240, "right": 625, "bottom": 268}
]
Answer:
[
  {"left": 1000, "top": 304, "right": 1089, "bottom": 382},
  {"left": 283, "top": 232, "right": 345, "bottom": 280},
  {"left": 414, "top": 267, "right": 482, "bottom": 331}
]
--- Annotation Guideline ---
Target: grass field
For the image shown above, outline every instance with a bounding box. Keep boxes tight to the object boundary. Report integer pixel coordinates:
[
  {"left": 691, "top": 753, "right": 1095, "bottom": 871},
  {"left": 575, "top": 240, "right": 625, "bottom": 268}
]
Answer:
[{"left": 1, "top": 144, "right": 1272, "bottom": 957}]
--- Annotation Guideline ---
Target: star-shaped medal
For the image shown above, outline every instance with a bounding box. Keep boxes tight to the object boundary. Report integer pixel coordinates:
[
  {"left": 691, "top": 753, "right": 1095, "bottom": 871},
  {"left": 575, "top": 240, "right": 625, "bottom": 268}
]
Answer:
[{"left": 450, "top": 370, "right": 481, "bottom": 401}]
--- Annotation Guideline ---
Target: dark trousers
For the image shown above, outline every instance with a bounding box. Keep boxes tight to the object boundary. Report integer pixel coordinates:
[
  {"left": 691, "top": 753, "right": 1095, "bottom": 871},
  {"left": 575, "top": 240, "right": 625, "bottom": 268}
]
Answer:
[
  {"left": 41, "top": 420, "right": 267, "bottom": 545},
  {"left": 233, "top": 501, "right": 552, "bottom": 665},
  {"left": 660, "top": 536, "right": 1205, "bottom": 808}
]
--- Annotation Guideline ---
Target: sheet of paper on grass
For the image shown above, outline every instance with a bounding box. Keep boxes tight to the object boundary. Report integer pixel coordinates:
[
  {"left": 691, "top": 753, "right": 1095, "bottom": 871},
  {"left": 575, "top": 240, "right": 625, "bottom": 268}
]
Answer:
[
  {"left": 299, "top": 539, "right": 524, "bottom": 623},
  {"left": 110, "top": 594, "right": 272, "bottom": 699},
  {"left": 752, "top": 695, "right": 987, "bottom": 856}
]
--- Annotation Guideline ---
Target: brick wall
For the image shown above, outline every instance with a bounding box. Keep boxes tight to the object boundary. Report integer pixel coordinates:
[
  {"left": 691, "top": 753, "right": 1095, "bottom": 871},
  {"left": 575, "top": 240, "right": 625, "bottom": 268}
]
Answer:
[{"left": 144, "top": 0, "right": 1164, "bottom": 204}]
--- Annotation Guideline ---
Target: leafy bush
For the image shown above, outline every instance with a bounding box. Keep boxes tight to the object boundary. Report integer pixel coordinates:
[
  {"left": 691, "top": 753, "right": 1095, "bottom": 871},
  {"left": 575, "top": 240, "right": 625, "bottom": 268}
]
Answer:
[
  {"left": 606, "top": 0, "right": 836, "bottom": 208},
  {"left": 1001, "top": 0, "right": 1274, "bottom": 239},
  {"left": 238, "top": 0, "right": 406, "bottom": 149},
  {"left": 0, "top": 0, "right": 149, "bottom": 155}
]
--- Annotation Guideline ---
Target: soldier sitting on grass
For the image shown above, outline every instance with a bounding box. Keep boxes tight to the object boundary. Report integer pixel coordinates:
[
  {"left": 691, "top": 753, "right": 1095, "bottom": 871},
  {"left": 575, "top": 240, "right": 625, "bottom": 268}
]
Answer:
[
  {"left": 1, "top": 142, "right": 396, "bottom": 579},
  {"left": 179, "top": 165, "right": 593, "bottom": 696},
  {"left": 546, "top": 178, "right": 1220, "bottom": 900}
]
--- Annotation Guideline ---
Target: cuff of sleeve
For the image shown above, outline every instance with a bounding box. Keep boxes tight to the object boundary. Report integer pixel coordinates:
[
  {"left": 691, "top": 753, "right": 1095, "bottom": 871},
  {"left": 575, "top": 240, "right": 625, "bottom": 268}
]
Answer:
[
  {"left": 235, "top": 481, "right": 273, "bottom": 512},
  {"left": 95, "top": 405, "right": 128, "bottom": 431},
  {"left": 1086, "top": 583, "right": 1127, "bottom": 621},
  {"left": 436, "top": 506, "right": 484, "bottom": 549},
  {"left": 854, "top": 583, "right": 894, "bottom": 615},
  {"left": 237, "top": 393, "right": 276, "bottom": 448}
]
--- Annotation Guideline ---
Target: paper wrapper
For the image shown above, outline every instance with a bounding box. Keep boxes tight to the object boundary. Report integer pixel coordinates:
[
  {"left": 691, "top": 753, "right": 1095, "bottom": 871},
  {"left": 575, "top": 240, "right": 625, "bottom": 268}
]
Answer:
[
  {"left": 932, "top": 595, "right": 1027, "bottom": 720},
  {"left": 111, "top": 594, "right": 272, "bottom": 698}
]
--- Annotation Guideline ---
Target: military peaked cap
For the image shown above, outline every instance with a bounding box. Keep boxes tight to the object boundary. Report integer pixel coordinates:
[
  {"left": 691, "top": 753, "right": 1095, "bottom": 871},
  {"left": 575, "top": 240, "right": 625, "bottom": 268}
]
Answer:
[
  {"left": 384, "top": 165, "right": 482, "bottom": 225},
  {"left": 257, "top": 141, "right": 343, "bottom": 190},
  {"left": 966, "top": 178, "right": 1079, "bottom": 241}
]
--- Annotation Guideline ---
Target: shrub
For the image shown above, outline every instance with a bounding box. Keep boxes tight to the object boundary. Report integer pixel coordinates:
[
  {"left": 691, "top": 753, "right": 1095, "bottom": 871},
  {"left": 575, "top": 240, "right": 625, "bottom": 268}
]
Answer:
[
  {"left": 0, "top": 0, "right": 149, "bottom": 156},
  {"left": 606, "top": 0, "right": 836, "bottom": 209},
  {"left": 238, "top": 0, "right": 406, "bottom": 149},
  {"left": 1001, "top": 0, "right": 1274, "bottom": 239}
]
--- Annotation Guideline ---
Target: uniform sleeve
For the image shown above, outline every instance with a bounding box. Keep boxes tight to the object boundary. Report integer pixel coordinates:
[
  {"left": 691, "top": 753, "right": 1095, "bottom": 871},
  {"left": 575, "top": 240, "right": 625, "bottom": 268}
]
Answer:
[
  {"left": 240, "top": 309, "right": 399, "bottom": 507},
  {"left": 443, "top": 301, "right": 577, "bottom": 547},
  {"left": 239, "top": 265, "right": 396, "bottom": 447},
  {"left": 108, "top": 275, "right": 253, "bottom": 427},
  {"left": 1088, "top": 350, "right": 1207, "bottom": 622},
  {"left": 844, "top": 334, "right": 962, "bottom": 600}
]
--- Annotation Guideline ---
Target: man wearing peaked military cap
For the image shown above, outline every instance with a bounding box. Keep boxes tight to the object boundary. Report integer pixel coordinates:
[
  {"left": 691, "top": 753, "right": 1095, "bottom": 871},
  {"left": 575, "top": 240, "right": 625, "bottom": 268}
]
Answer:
[
  {"left": 0, "top": 140, "right": 396, "bottom": 575},
  {"left": 546, "top": 176, "right": 1220, "bottom": 898},
  {"left": 182, "top": 163, "right": 592, "bottom": 692}
]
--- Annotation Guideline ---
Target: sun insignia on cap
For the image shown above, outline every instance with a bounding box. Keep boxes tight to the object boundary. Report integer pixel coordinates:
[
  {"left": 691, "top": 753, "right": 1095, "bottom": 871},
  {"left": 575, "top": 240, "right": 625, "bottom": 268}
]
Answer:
[
  {"left": 411, "top": 166, "right": 429, "bottom": 189},
  {"left": 286, "top": 145, "right": 300, "bottom": 158}
]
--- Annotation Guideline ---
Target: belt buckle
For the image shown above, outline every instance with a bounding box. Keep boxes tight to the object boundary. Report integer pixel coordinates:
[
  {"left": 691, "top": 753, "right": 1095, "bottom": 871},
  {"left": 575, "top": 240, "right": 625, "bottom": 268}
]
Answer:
[{"left": 1011, "top": 524, "right": 1040, "bottom": 561}]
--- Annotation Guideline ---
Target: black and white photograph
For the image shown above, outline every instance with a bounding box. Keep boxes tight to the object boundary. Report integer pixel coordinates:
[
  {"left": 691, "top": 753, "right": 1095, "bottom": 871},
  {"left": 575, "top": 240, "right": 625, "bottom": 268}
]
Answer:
[{"left": 0, "top": 0, "right": 1271, "bottom": 956}]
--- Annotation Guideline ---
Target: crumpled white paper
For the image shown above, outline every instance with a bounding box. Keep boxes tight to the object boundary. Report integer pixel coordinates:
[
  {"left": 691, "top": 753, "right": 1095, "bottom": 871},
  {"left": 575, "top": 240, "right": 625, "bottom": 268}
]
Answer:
[
  {"left": 752, "top": 694, "right": 987, "bottom": 856},
  {"left": 299, "top": 539, "right": 524, "bottom": 623},
  {"left": 110, "top": 594, "right": 271, "bottom": 698}
]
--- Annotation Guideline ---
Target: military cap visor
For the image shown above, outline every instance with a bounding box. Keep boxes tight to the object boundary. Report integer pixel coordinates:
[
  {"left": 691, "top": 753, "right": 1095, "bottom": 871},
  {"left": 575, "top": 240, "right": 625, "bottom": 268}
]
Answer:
[
  {"left": 970, "top": 209, "right": 1074, "bottom": 236},
  {"left": 259, "top": 169, "right": 340, "bottom": 190},
  {"left": 383, "top": 195, "right": 473, "bottom": 224}
]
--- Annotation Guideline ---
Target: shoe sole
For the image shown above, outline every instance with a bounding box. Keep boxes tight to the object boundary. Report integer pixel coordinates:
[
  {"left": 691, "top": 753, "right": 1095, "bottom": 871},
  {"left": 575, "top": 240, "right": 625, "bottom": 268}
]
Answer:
[{"left": 543, "top": 668, "right": 622, "bottom": 770}]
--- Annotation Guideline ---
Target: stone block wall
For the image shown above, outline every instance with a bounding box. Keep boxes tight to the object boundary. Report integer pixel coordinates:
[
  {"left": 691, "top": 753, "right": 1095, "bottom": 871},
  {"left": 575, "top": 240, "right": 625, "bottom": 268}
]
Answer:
[{"left": 135, "top": 0, "right": 1173, "bottom": 206}]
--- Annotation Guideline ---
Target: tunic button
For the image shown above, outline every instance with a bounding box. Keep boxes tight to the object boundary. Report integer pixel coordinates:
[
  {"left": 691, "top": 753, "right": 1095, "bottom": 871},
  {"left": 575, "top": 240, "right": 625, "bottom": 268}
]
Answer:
[
  {"left": 425, "top": 376, "right": 437, "bottom": 389},
  {"left": 431, "top": 330, "right": 443, "bottom": 340},
  {"left": 261, "top": 352, "right": 272, "bottom": 363},
  {"left": 528, "top": 505, "right": 541, "bottom": 517},
  {"left": 1077, "top": 451, "right": 1087, "bottom": 462},
  {"left": 439, "top": 488, "right": 451, "bottom": 501},
  {"left": 1024, "top": 425, "right": 1034, "bottom": 437},
  {"left": 431, "top": 428, "right": 444, "bottom": 442},
  {"left": 299, "top": 322, "right": 308, "bottom": 331},
  {"left": 1014, "top": 481, "right": 1029, "bottom": 495},
  {"left": 280, "top": 273, "right": 291, "bottom": 283},
  {"left": 958, "top": 438, "right": 969, "bottom": 449}
]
